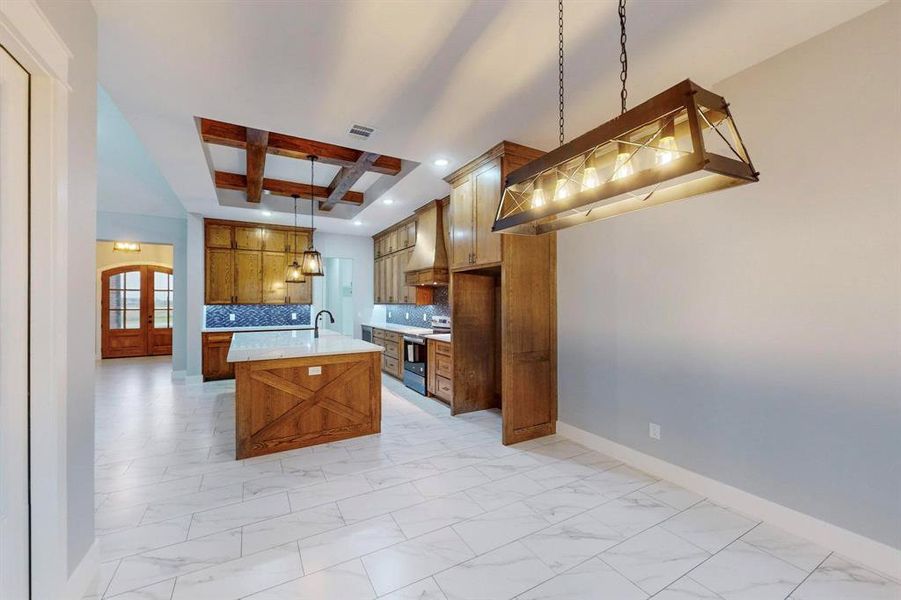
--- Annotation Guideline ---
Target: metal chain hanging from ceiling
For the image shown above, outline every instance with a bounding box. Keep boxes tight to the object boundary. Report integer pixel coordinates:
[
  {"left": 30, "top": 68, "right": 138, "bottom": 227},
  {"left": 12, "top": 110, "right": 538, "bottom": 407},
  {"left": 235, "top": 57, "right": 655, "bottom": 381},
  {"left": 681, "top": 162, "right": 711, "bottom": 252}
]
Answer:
[
  {"left": 619, "top": 0, "right": 628, "bottom": 114},
  {"left": 558, "top": 0, "right": 565, "bottom": 146}
]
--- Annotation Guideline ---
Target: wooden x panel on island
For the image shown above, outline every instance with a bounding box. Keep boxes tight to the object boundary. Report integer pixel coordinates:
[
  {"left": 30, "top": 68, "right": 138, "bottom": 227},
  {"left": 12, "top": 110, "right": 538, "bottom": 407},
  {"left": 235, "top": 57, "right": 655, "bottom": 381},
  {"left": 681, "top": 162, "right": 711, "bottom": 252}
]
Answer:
[{"left": 228, "top": 330, "right": 383, "bottom": 459}]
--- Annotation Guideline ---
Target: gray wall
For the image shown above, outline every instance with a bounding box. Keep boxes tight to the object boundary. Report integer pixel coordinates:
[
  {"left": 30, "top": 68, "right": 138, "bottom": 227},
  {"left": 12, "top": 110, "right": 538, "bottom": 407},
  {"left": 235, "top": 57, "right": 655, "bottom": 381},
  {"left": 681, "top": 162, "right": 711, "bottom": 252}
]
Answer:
[
  {"left": 97, "top": 212, "right": 189, "bottom": 373},
  {"left": 557, "top": 3, "right": 900, "bottom": 548},
  {"left": 35, "top": 0, "right": 99, "bottom": 574}
]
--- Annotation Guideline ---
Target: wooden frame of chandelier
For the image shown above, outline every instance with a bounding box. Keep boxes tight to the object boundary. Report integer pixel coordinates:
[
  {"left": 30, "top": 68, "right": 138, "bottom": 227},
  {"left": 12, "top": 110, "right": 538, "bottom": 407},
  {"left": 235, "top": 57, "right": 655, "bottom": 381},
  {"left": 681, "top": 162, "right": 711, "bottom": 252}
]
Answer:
[{"left": 493, "top": 79, "right": 759, "bottom": 235}]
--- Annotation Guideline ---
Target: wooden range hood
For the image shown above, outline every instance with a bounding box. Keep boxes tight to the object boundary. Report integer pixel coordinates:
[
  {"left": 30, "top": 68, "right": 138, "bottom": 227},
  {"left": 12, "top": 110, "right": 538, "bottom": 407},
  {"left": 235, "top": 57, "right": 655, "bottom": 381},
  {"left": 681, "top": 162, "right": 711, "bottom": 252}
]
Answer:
[{"left": 404, "top": 199, "right": 449, "bottom": 287}]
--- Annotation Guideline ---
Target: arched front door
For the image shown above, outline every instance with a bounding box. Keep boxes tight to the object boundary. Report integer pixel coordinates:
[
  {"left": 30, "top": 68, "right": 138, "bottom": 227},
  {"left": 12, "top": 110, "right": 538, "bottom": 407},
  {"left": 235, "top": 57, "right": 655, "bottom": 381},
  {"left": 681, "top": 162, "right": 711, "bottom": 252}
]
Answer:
[{"left": 101, "top": 265, "right": 173, "bottom": 358}]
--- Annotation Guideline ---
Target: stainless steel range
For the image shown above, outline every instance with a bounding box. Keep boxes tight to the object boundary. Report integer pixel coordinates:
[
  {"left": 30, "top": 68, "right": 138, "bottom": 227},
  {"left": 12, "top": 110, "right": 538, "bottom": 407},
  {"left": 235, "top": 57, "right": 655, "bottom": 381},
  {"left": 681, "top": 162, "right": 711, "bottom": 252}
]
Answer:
[{"left": 402, "top": 316, "right": 451, "bottom": 395}]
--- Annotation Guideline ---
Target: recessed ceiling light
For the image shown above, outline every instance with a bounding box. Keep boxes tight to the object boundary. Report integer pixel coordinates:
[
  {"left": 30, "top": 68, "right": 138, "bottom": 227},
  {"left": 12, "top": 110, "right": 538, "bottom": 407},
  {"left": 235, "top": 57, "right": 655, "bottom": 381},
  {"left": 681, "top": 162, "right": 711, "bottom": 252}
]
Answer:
[
  {"left": 383, "top": 198, "right": 394, "bottom": 205},
  {"left": 353, "top": 220, "right": 363, "bottom": 226},
  {"left": 433, "top": 158, "right": 449, "bottom": 167},
  {"left": 261, "top": 210, "right": 272, "bottom": 217}
]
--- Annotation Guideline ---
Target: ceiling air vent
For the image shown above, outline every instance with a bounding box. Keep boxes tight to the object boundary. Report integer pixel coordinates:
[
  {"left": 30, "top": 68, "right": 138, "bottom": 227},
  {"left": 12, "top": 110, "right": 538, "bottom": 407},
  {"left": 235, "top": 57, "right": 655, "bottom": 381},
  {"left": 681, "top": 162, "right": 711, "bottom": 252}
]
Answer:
[{"left": 347, "top": 124, "right": 376, "bottom": 140}]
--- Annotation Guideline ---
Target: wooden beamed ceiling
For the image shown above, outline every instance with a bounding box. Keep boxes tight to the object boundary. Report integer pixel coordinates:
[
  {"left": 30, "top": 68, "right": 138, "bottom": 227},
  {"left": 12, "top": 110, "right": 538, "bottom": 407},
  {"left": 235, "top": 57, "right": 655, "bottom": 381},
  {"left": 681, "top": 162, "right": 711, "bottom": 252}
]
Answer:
[
  {"left": 200, "top": 118, "right": 402, "bottom": 207},
  {"left": 214, "top": 172, "right": 364, "bottom": 204}
]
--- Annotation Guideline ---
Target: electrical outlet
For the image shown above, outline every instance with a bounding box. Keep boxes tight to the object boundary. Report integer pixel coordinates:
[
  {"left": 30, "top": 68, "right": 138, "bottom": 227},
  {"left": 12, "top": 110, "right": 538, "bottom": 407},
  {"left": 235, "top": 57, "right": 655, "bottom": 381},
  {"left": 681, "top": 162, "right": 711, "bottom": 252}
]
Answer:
[
  {"left": 229, "top": 313, "right": 236, "bottom": 322},
  {"left": 649, "top": 422, "right": 661, "bottom": 440},
  {"left": 291, "top": 313, "right": 297, "bottom": 320},
  {"left": 405, "top": 312, "right": 409, "bottom": 320},
  {"left": 308, "top": 366, "right": 322, "bottom": 376},
  {"left": 423, "top": 314, "right": 428, "bottom": 322},
  {"left": 388, "top": 311, "right": 392, "bottom": 319}
]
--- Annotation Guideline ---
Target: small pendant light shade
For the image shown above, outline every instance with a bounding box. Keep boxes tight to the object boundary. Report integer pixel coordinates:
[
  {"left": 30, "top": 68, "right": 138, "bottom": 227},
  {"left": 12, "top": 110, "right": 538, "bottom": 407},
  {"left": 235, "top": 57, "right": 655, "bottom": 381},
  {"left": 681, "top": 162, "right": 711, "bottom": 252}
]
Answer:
[
  {"left": 285, "top": 258, "right": 305, "bottom": 283},
  {"left": 286, "top": 193, "right": 306, "bottom": 283},
  {"left": 301, "top": 248, "right": 324, "bottom": 277},
  {"left": 301, "top": 156, "right": 324, "bottom": 277}
]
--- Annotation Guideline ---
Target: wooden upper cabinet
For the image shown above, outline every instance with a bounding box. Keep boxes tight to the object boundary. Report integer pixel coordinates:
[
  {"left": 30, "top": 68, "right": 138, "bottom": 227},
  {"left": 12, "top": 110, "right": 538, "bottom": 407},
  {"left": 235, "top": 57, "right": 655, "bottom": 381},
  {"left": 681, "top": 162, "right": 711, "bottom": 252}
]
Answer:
[
  {"left": 234, "top": 250, "right": 262, "bottom": 303},
  {"left": 234, "top": 226, "right": 263, "bottom": 250},
  {"left": 406, "top": 221, "right": 417, "bottom": 249},
  {"left": 262, "top": 228, "right": 288, "bottom": 252},
  {"left": 261, "top": 252, "right": 288, "bottom": 304},
  {"left": 206, "top": 223, "right": 233, "bottom": 248},
  {"left": 450, "top": 176, "right": 474, "bottom": 269},
  {"left": 473, "top": 159, "right": 502, "bottom": 266},
  {"left": 205, "top": 248, "right": 234, "bottom": 304},
  {"left": 287, "top": 277, "right": 312, "bottom": 305},
  {"left": 288, "top": 231, "right": 310, "bottom": 255}
]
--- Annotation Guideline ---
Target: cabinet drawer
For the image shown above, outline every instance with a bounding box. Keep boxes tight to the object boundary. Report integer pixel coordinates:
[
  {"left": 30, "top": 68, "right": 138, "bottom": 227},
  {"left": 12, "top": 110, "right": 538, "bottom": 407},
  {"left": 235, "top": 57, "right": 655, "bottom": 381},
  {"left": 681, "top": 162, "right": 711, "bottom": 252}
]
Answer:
[
  {"left": 436, "top": 375, "right": 453, "bottom": 398},
  {"left": 383, "top": 330, "right": 401, "bottom": 343},
  {"left": 205, "top": 332, "right": 233, "bottom": 345},
  {"left": 384, "top": 342, "right": 400, "bottom": 360},
  {"left": 383, "top": 355, "right": 399, "bottom": 376},
  {"left": 435, "top": 341, "right": 452, "bottom": 358},
  {"left": 435, "top": 354, "right": 452, "bottom": 379},
  {"left": 372, "top": 328, "right": 386, "bottom": 341}
]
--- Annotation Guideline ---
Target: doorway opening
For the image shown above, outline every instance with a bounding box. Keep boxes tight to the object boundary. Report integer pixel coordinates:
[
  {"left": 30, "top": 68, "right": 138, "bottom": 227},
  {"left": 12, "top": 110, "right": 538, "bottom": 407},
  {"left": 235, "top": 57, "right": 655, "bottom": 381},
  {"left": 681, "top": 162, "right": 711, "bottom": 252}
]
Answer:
[
  {"left": 97, "top": 241, "right": 174, "bottom": 359},
  {"left": 322, "top": 257, "right": 354, "bottom": 336}
]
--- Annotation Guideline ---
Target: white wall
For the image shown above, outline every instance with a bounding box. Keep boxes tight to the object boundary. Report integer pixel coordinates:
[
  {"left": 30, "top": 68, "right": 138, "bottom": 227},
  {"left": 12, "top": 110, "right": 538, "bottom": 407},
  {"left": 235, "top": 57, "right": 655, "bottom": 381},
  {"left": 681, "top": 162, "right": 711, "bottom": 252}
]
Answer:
[
  {"left": 34, "top": 0, "right": 98, "bottom": 576},
  {"left": 557, "top": 2, "right": 900, "bottom": 550},
  {"left": 310, "top": 232, "right": 374, "bottom": 338}
]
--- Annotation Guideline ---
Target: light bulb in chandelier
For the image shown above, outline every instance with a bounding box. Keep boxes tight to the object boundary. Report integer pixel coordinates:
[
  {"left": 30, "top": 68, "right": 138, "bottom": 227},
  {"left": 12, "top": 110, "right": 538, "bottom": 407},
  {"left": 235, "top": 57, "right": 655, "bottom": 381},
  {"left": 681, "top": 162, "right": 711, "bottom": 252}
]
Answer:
[
  {"left": 580, "top": 166, "right": 600, "bottom": 191},
  {"left": 612, "top": 143, "right": 634, "bottom": 181},
  {"left": 554, "top": 177, "right": 570, "bottom": 202},
  {"left": 656, "top": 121, "right": 678, "bottom": 165},
  {"left": 530, "top": 187, "right": 546, "bottom": 209}
]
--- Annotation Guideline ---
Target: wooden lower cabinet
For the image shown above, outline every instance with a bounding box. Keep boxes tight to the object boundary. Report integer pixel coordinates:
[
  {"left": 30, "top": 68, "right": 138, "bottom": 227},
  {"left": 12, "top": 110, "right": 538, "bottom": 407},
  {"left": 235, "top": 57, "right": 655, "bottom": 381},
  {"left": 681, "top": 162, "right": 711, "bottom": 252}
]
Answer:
[
  {"left": 427, "top": 339, "right": 453, "bottom": 404},
  {"left": 371, "top": 327, "right": 404, "bottom": 379},
  {"left": 202, "top": 332, "right": 235, "bottom": 381}
]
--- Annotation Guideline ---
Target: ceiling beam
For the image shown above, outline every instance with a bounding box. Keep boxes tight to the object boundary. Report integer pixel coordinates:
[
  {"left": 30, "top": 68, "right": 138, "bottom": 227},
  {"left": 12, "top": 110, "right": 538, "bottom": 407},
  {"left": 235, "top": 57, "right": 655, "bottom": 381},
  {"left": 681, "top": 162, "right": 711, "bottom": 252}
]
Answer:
[
  {"left": 319, "top": 152, "right": 380, "bottom": 212},
  {"left": 200, "top": 118, "right": 402, "bottom": 175},
  {"left": 245, "top": 128, "right": 269, "bottom": 203},
  {"left": 214, "top": 171, "right": 364, "bottom": 205}
]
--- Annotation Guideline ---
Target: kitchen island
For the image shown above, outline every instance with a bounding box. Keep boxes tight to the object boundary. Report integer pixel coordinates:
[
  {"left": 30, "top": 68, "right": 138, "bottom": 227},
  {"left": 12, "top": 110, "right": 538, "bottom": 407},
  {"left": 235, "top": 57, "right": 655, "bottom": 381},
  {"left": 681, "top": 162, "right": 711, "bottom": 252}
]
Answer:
[{"left": 227, "top": 329, "right": 383, "bottom": 459}]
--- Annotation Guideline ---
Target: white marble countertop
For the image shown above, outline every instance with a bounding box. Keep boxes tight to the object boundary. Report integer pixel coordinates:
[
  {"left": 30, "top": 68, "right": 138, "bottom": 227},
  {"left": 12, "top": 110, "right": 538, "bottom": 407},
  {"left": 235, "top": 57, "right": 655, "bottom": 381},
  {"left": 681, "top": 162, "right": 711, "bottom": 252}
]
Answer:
[
  {"left": 424, "top": 333, "right": 451, "bottom": 343},
  {"left": 361, "top": 322, "right": 434, "bottom": 336},
  {"left": 203, "top": 324, "right": 313, "bottom": 333},
  {"left": 227, "top": 329, "right": 383, "bottom": 363}
]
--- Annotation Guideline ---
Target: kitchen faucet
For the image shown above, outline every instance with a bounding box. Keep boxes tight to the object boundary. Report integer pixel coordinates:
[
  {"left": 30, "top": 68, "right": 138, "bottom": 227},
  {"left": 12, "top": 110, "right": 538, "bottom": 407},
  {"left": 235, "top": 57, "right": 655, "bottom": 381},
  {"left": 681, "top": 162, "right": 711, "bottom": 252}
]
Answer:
[{"left": 314, "top": 310, "right": 335, "bottom": 338}]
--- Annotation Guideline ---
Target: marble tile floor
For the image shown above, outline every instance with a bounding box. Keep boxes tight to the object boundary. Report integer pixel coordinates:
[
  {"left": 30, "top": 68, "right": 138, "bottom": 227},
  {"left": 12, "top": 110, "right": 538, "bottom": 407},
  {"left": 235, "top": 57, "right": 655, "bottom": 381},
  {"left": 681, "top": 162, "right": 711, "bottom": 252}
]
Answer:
[{"left": 84, "top": 356, "right": 900, "bottom": 600}]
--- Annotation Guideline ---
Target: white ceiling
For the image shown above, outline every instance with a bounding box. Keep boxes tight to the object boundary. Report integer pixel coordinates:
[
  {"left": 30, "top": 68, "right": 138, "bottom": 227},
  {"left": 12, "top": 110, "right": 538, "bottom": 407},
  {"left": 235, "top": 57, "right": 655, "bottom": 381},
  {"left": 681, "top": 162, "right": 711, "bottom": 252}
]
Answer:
[{"left": 94, "top": 0, "right": 882, "bottom": 236}]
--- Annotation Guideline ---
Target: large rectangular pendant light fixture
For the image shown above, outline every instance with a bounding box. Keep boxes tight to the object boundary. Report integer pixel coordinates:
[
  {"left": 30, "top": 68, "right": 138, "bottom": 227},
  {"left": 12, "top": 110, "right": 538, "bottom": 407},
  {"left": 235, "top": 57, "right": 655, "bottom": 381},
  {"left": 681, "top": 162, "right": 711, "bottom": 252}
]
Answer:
[{"left": 493, "top": 79, "right": 759, "bottom": 235}]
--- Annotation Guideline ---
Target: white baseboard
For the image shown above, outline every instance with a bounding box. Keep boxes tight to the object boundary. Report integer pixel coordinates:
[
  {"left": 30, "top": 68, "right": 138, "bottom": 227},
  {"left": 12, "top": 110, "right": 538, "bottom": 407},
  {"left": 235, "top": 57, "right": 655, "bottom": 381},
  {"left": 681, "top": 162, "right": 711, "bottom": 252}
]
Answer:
[
  {"left": 556, "top": 420, "right": 901, "bottom": 580},
  {"left": 66, "top": 539, "right": 98, "bottom": 600}
]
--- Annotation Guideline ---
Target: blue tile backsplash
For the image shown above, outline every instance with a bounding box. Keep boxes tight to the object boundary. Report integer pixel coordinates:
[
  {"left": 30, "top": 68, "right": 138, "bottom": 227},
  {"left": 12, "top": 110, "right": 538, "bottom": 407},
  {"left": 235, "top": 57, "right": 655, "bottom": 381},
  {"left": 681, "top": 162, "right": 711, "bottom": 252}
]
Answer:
[
  {"left": 205, "top": 304, "right": 312, "bottom": 328},
  {"left": 382, "top": 287, "right": 449, "bottom": 326}
]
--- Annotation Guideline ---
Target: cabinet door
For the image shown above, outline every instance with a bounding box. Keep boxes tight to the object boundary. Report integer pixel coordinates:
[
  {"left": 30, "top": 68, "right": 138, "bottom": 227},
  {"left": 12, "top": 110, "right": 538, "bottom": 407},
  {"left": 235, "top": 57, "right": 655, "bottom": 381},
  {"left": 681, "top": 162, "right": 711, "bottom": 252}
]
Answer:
[
  {"left": 387, "top": 230, "right": 398, "bottom": 255},
  {"left": 202, "top": 333, "right": 235, "bottom": 380},
  {"left": 262, "top": 228, "right": 288, "bottom": 252},
  {"left": 374, "top": 237, "right": 382, "bottom": 259},
  {"left": 288, "top": 231, "right": 310, "bottom": 255},
  {"left": 261, "top": 252, "right": 288, "bottom": 304},
  {"left": 394, "top": 252, "right": 407, "bottom": 304},
  {"left": 206, "top": 223, "right": 233, "bottom": 248},
  {"left": 450, "top": 176, "right": 474, "bottom": 269},
  {"left": 234, "top": 226, "right": 262, "bottom": 250},
  {"left": 473, "top": 159, "right": 502, "bottom": 266},
  {"left": 234, "top": 249, "right": 262, "bottom": 303},
  {"left": 385, "top": 254, "right": 396, "bottom": 303},
  {"left": 205, "top": 248, "right": 234, "bottom": 304},
  {"left": 404, "top": 248, "right": 416, "bottom": 303},
  {"left": 396, "top": 226, "right": 407, "bottom": 250},
  {"left": 287, "top": 277, "right": 312, "bottom": 304},
  {"left": 407, "top": 221, "right": 417, "bottom": 249}
]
